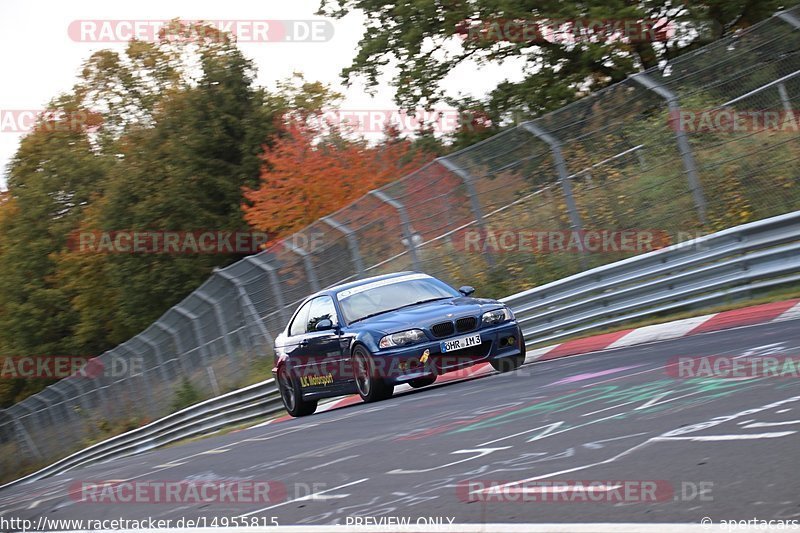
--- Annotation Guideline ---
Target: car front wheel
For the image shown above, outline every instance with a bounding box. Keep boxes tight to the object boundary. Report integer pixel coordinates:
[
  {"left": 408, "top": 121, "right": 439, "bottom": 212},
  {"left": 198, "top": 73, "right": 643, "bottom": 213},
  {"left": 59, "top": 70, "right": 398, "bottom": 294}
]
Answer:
[
  {"left": 278, "top": 365, "right": 318, "bottom": 417},
  {"left": 352, "top": 346, "right": 394, "bottom": 402}
]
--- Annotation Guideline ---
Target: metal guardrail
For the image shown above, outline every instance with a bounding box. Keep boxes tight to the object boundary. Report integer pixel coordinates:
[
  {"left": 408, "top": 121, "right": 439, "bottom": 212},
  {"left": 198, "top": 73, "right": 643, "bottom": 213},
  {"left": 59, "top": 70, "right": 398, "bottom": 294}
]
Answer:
[
  {"left": 1, "top": 379, "right": 283, "bottom": 490},
  {"left": 3, "top": 210, "right": 799, "bottom": 490},
  {"left": 502, "top": 210, "right": 800, "bottom": 346}
]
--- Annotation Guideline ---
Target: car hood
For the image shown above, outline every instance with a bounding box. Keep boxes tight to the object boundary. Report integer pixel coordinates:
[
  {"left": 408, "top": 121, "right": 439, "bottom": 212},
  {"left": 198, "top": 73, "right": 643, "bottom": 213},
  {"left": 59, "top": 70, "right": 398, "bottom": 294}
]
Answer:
[{"left": 351, "top": 297, "right": 504, "bottom": 334}]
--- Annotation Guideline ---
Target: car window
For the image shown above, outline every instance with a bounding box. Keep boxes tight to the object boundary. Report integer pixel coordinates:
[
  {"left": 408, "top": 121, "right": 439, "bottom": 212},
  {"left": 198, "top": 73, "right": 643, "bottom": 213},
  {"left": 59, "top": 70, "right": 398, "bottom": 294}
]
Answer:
[
  {"left": 306, "top": 295, "right": 338, "bottom": 332},
  {"left": 338, "top": 277, "right": 458, "bottom": 323},
  {"left": 289, "top": 300, "right": 312, "bottom": 337}
]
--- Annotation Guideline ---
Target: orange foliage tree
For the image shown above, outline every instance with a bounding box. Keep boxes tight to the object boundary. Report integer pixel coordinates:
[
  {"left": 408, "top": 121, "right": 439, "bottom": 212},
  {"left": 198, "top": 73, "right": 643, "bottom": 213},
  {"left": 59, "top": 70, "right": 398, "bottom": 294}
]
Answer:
[{"left": 242, "top": 122, "right": 433, "bottom": 240}]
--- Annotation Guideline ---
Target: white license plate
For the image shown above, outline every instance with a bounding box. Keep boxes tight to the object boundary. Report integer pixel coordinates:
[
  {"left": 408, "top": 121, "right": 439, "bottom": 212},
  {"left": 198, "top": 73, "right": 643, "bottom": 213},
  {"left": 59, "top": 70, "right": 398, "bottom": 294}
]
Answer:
[{"left": 440, "top": 333, "right": 482, "bottom": 352}]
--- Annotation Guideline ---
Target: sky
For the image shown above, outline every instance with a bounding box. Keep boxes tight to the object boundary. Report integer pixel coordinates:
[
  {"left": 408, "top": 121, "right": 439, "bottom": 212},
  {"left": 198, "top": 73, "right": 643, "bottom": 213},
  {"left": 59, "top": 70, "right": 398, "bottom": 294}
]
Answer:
[{"left": 0, "top": 0, "right": 521, "bottom": 189}]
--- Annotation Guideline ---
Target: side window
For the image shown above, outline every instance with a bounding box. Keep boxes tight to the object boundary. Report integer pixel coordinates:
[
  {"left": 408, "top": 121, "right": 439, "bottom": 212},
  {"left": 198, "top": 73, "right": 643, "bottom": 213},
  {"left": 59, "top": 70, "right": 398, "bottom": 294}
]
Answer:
[
  {"left": 306, "top": 296, "right": 338, "bottom": 333},
  {"left": 289, "top": 301, "right": 312, "bottom": 337}
]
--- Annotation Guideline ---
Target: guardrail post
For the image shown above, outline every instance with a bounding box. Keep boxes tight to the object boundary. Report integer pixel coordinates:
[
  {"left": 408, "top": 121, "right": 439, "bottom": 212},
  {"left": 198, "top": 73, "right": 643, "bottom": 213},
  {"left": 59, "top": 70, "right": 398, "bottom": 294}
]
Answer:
[
  {"left": 283, "top": 240, "right": 321, "bottom": 293},
  {"left": 369, "top": 189, "right": 422, "bottom": 271},
  {"left": 213, "top": 269, "right": 273, "bottom": 353},
  {"left": 437, "top": 157, "right": 495, "bottom": 268},
  {"left": 245, "top": 255, "right": 289, "bottom": 324},
  {"left": 321, "top": 216, "right": 365, "bottom": 276},
  {"left": 630, "top": 73, "right": 708, "bottom": 224}
]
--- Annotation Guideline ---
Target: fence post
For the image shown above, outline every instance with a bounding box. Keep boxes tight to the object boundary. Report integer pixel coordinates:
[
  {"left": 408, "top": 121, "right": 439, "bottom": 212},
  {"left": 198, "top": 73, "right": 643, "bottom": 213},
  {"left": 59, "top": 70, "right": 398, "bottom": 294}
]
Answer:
[
  {"left": 321, "top": 216, "right": 365, "bottom": 276},
  {"left": 195, "top": 290, "right": 238, "bottom": 367},
  {"left": 283, "top": 240, "right": 321, "bottom": 293},
  {"left": 369, "top": 189, "right": 422, "bottom": 271},
  {"left": 213, "top": 269, "right": 273, "bottom": 353},
  {"left": 245, "top": 255, "right": 289, "bottom": 324},
  {"left": 437, "top": 157, "right": 495, "bottom": 268},
  {"left": 6, "top": 407, "right": 42, "bottom": 461},
  {"left": 154, "top": 321, "right": 192, "bottom": 377},
  {"left": 630, "top": 73, "right": 708, "bottom": 224},
  {"left": 776, "top": 9, "right": 800, "bottom": 28},
  {"left": 62, "top": 379, "right": 91, "bottom": 418},
  {"left": 119, "top": 343, "right": 157, "bottom": 418},
  {"left": 173, "top": 306, "right": 212, "bottom": 367},
  {"left": 140, "top": 332, "right": 171, "bottom": 381},
  {"left": 521, "top": 122, "right": 584, "bottom": 234},
  {"left": 776, "top": 11, "right": 799, "bottom": 115}
]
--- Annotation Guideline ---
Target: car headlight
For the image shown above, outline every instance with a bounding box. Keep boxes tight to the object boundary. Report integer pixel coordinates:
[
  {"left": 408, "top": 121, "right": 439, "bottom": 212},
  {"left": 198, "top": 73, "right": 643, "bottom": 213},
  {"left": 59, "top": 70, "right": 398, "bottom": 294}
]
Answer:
[
  {"left": 482, "top": 307, "right": 513, "bottom": 325},
  {"left": 379, "top": 329, "right": 427, "bottom": 349}
]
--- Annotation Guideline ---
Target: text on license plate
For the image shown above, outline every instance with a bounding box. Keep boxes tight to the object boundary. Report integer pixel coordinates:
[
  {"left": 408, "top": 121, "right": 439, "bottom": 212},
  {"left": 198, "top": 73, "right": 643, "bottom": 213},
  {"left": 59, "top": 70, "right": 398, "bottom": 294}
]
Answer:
[{"left": 441, "top": 334, "right": 482, "bottom": 352}]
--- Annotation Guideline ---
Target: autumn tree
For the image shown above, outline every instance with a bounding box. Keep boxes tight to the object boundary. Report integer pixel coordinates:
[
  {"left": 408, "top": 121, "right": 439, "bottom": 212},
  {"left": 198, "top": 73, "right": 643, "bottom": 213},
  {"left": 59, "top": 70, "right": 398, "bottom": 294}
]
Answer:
[{"left": 242, "top": 119, "right": 435, "bottom": 239}]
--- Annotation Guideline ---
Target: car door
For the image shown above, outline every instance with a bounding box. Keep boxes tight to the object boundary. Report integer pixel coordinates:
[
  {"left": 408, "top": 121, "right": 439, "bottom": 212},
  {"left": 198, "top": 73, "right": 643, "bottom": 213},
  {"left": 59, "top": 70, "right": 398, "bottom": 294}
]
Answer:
[
  {"left": 281, "top": 299, "right": 313, "bottom": 363},
  {"left": 293, "top": 295, "right": 350, "bottom": 394}
]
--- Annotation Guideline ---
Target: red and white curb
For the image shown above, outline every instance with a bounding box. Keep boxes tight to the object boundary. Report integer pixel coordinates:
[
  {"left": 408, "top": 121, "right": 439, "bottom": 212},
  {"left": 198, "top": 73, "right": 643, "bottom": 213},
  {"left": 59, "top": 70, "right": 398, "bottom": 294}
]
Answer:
[
  {"left": 255, "top": 298, "right": 800, "bottom": 426},
  {"left": 530, "top": 298, "right": 800, "bottom": 361}
]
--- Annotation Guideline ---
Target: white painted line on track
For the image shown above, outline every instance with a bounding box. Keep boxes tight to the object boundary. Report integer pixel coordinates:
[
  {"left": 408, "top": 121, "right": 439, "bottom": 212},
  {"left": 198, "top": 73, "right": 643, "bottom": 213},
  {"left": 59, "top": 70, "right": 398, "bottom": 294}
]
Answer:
[
  {"left": 654, "top": 431, "right": 796, "bottom": 441},
  {"left": 743, "top": 420, "right": 800, "bottom": 428},
  {"left": 240, "top": 478, "right": 369, "bottom": 516}
]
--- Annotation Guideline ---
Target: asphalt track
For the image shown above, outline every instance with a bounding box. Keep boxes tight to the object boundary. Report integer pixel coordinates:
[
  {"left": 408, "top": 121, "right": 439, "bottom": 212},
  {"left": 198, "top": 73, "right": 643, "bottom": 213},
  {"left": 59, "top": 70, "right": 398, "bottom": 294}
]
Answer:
[{"left": 2, "top": 319, "right": 800, "bottom": 529}]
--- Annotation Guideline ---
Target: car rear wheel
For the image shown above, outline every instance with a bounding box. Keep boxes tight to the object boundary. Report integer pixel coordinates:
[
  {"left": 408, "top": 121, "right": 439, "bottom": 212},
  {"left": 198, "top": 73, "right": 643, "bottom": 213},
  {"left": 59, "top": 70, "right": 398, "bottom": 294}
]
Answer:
[
  {"left": 353, "top": 346, "right": 394, "bottom": 402},
  {"left": 408, "top": 375, "right": 437, "bottom": 388},
  {"left": 278, "top": 366, "right": 318, "bottom": 417}
]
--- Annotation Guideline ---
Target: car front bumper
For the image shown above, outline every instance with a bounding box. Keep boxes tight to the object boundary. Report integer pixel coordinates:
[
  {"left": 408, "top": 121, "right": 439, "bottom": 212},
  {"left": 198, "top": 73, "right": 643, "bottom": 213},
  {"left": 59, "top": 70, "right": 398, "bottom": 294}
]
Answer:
[{"left": 374, "top": 322, "right": 524, "bottom": 385}]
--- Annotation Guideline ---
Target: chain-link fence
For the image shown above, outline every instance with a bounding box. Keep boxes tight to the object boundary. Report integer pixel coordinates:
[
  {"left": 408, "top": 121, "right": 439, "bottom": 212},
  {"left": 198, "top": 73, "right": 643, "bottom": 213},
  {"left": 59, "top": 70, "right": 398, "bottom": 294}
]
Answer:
[{"left": 2, "top": 6, "right": 799, "bottom": 479}]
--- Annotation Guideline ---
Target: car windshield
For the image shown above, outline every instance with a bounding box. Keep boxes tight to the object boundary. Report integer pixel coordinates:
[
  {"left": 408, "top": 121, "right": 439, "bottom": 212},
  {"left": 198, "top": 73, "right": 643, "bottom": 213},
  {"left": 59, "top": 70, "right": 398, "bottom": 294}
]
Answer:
[{"left": 337, "top": 275, "right": 459, "bottom": 324}]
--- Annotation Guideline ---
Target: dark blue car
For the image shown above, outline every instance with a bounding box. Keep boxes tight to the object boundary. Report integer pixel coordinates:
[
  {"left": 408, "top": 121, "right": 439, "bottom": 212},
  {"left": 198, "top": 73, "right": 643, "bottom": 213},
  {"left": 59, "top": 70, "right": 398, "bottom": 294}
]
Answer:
[{"left": 273, "top": 272, "right": 526, "bottom": 417}]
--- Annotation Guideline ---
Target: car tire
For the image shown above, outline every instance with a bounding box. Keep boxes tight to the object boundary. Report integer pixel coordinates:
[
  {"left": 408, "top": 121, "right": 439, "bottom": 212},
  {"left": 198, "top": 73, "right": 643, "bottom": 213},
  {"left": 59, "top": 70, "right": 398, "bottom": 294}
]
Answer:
[
  {"left": 277, "top": 365, "right": 318, "bottom": 417},
  {"left": 352, "top": 345, "right": 394, "bottom": 402},
  {"left": 408, "top": 375, "right": 437, "bottom": 388}
]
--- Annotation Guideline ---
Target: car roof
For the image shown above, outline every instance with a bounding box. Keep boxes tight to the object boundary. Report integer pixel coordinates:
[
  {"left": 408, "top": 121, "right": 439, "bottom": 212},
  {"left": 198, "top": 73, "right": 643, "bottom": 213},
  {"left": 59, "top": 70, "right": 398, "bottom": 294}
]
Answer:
[{"left": 310, "top": 271, "right": 425, "bottom": 299}]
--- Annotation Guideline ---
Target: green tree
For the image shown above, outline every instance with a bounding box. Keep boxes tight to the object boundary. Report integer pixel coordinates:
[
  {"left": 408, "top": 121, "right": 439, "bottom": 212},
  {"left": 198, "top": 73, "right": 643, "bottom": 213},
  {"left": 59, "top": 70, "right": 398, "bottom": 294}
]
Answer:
[{"left": 319, "top": 0, "right": 784, "bottom": 147}]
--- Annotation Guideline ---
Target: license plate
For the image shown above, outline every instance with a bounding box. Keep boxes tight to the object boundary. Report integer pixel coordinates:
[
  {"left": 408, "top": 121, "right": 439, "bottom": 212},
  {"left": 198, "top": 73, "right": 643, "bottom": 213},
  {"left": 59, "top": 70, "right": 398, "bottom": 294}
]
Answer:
[{"left": 440, "top": 334, "right": 482, "bottom": 353}]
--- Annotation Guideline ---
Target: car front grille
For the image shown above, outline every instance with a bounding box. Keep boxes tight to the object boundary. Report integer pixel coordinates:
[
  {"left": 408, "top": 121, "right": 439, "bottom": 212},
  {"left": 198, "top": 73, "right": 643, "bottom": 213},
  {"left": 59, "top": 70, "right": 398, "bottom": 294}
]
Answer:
[
  {"left": 431, "top": 321, "right": 455, "bottom": 338},
  {"left": 455, "top": 316, "right": 477, "bottom": 332}
]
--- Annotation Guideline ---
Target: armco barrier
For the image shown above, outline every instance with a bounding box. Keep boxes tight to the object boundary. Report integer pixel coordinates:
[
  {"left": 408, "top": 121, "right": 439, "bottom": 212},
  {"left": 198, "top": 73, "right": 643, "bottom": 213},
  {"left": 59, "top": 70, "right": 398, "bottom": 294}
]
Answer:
[
  {"left": 503, "top": 210, "right": 800, "bottom": 346},
  {"left": 4, "top": 210, "right": 799, "bottom": 489}
]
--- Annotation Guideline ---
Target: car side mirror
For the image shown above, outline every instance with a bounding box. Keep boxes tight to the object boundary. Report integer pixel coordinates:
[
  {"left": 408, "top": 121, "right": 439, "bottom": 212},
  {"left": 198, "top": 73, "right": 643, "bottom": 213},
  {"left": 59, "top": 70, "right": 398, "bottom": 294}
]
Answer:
[
  {"left": 458, "top": 286, "right": 475, "bottom": 297},
  {"left": 315, "top": 318, "right": 334, "bottom": 331}
]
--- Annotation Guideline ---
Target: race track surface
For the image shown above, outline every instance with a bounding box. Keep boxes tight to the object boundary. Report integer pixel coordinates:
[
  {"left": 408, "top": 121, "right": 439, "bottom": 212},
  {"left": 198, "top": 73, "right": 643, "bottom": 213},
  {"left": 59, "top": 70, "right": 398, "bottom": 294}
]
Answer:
[{"left": 2, "top": 320, "right": 799, "bottom": 527}]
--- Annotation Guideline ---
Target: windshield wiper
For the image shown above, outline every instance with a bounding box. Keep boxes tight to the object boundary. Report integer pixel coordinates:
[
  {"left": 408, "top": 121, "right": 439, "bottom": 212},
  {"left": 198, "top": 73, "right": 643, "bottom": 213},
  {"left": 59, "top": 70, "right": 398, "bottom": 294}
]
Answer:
[
  {"left": 348, "top": 297, "right": 451, "bottom": 325},
  {"left": 393, "top": 297, "right": 451, "bottom": 310}
]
